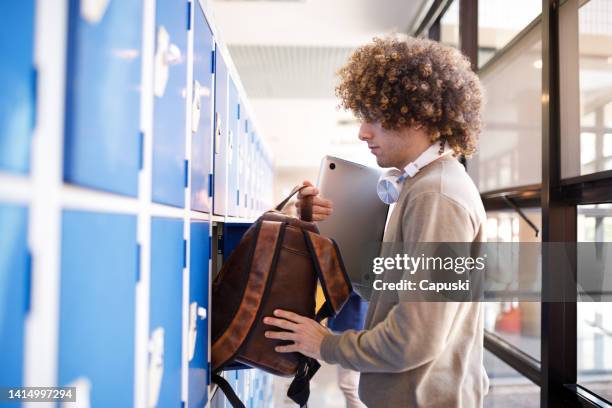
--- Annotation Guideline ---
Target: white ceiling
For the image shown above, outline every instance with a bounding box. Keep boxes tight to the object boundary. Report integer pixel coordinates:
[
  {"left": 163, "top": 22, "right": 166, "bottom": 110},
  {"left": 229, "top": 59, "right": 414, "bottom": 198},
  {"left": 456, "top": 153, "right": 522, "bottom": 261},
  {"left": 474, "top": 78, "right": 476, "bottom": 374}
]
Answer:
[
  {"left": 210, "top": 0, "right": 429, "bottom": 197},
  {"left": 211, "top": 0, "right": 428, "bottom": 47}
]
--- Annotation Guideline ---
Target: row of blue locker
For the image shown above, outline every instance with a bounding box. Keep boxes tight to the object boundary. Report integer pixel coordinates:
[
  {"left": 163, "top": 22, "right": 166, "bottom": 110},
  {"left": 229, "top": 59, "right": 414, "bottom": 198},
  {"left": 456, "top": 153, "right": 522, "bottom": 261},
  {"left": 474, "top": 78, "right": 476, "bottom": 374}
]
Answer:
[
  {"left": 0, "top": 0, "right": 274, "bottom": 216},
  {"left": 0, "top": 201, "right": 278, "bottom": 407},
  {"left": 0, "top": 203, "right": 211, "bottom": 407}
]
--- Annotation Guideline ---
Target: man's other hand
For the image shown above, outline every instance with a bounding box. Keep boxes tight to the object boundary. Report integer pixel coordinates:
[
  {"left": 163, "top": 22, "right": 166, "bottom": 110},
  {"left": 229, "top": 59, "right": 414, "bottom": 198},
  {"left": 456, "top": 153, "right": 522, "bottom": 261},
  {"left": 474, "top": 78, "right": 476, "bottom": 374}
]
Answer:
[
  {"left": 296, "top": 180, "right": 333, "bottom": 221},
  {"left": 263, "top": 309, "right": 331, "bottom": 360}
]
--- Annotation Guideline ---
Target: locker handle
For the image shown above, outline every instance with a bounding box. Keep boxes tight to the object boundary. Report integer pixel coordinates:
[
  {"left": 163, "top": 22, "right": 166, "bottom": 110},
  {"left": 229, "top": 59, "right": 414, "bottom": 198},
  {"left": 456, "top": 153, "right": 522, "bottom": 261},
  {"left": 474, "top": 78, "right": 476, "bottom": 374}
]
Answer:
[
  {"left": 214, "top": 113, "right": 221, "bottom": 154},
  {"left": 164, "top": 44, "right": 182, "bottom": 66},
  {"left": 192, "top": 80, "right": 201, "bottom": 133},
  {"left": 154, "top": 26, "right": 182, "bottom": 97}
]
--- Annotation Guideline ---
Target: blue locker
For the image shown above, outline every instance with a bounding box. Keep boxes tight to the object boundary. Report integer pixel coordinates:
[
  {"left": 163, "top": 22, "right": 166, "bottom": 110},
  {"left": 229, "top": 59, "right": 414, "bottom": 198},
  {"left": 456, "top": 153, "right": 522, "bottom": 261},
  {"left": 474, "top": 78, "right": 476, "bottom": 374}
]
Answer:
[
  {"left": 152, "top": 0, "right": 188, "bottom": 207},
  {"left": 0, "top": 2, "right": 35, "bottom": 174},
  {"left": 58, "top": 211, "right": 137, "bottom": 407},
  {"left": 191, "top": 5, "right": 215, "bottom": 213},
  {"left": 213, "top": 51, "right": 228, "bottom": 216},
  {"left": 188, "top": 220, "right": 210, "bottom": 407},
  {"left": 64, "top": 0, "right": 143, "bottom": 196},
  {"left": 150, "top": 217, "right": 184, "bottom": 408},
  {"left": 228, "top": 79, "right": 240, "bottom": 217},
  {"left": 0, "top": 204, "right": 29, "bottom": 398}
]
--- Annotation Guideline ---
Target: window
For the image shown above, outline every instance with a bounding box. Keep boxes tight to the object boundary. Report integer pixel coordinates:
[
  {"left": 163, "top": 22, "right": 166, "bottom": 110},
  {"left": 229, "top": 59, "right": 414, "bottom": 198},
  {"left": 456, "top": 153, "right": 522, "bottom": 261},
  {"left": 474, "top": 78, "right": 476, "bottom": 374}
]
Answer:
[
  {"left": 484, "top": 209, "right": 541, "bottom": 361},
  {"left": 478, "top": 0, "right": 541, "bottom": 67},
  {"left": 468, "top": 23, "right": 542, "bottom": 192},
  {"left": 484, "top": 350, "right": 540, "bottom": 407},
  {"left": 577, "top": 204, "right": 612, "bottom": 402},
  {"left": 440, "top": 0, "right": 459, "bottom": 48},
  {"left": 561, "top": 0, "right": 612, "bottom": 178}
]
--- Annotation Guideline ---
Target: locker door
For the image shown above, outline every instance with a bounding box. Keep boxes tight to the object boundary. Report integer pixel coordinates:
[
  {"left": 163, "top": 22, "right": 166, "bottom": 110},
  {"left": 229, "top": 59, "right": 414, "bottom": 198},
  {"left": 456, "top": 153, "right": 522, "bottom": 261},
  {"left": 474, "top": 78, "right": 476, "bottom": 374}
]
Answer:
[
  {"left": 0, "top": 2, "right": 35, "bottom": 174},
  {"left": 152, "top": 0, "right": 188, "bottom": 207},
  {"left": 58, "top": 210, "right": 137, "bottom": 407},
  {"left": 0, "top": 204, "right": 29, "bottom": 396},
  {"left": 190, "top": 5, "right": 214, "bottom": 213},
  {"left": 64, "top": 0, "right": 143, "bottom": 196},
  {"left": 149, "top": 217, "right": 183, "bottom": 408},
  {"left": 213, "top": 51, "right": 228, "bottom": 216},
  {"left": 188, "top": 221, "right": 210, "bottom": 407},
  {"left": 227, "top": 79, "right": 240, "bottom": 217}
]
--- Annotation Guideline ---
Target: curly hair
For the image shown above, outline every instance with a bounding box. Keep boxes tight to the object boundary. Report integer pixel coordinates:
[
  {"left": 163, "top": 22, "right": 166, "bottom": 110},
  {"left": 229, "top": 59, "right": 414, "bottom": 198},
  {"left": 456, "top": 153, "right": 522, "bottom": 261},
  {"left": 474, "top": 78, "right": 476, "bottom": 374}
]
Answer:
[{"left": 335, "top": 36, "right": 484, "bottom": 157}]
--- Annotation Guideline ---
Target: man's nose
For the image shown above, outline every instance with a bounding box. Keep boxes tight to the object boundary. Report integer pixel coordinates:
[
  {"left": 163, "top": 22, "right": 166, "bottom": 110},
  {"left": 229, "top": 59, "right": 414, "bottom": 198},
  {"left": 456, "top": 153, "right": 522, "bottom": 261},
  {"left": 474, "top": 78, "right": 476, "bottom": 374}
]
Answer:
[{"left": 358, "top": 123, "right": 372, "bottom": 141}]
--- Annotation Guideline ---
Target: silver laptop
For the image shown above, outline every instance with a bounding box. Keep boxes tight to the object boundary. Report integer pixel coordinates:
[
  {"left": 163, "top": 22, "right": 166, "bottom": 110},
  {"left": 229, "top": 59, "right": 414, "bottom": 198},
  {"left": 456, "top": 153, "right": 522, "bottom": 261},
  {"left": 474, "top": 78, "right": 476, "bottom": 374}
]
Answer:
[{"left": 317, "top": 156, "right": 389, "bottom": 300}]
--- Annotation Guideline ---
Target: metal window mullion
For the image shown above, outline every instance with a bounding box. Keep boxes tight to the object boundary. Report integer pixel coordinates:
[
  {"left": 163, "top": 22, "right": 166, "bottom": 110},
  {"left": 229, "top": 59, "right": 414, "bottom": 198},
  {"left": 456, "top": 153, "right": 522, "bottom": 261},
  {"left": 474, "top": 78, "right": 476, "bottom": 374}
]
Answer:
[
  {"left": 459, "top": 0, "right": 478, "bottom": 70},
  {"left": 541, "top": 1, "right": 579, "bottom": 407}
]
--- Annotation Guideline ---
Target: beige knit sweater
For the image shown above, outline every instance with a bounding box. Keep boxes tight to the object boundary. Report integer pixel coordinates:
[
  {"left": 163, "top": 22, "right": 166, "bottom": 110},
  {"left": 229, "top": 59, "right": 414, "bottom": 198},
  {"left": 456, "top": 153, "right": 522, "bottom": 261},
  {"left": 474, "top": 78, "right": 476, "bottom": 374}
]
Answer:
[{"left": 320, "top": 155, "right": 489, "bottom": 407}]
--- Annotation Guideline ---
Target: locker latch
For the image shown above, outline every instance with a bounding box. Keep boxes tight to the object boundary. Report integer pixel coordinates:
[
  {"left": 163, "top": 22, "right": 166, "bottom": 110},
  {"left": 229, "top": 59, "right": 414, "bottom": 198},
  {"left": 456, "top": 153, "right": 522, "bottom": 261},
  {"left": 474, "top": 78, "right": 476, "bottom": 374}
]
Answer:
[
  {"left": 214, "top": 113, "right": 221, "bottom": 154},
  {"left": 154, "top": 26, "right": 182, "bottom": 98},
  {"left": 80, "top": 0, "right": 110, "bottom": 24},
  {"left": 228, "top": 129, "right": 234, "bottom": 165},
  {"left": 147, "top": 327, "right": 165, "bottom": 408},
  {"left": 191, "top": 80, "right": 211, "bottom": 133},
  {"left": 188, "top": 302, "right": 207, "bottom": 362}
]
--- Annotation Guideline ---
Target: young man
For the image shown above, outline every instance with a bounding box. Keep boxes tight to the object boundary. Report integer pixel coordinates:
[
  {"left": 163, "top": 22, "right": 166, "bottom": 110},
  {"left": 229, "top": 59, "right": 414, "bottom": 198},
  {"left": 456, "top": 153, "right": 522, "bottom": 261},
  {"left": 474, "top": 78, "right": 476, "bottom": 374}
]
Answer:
[{"left": 264, "top": 36, "right": 488, "bottom": 407}]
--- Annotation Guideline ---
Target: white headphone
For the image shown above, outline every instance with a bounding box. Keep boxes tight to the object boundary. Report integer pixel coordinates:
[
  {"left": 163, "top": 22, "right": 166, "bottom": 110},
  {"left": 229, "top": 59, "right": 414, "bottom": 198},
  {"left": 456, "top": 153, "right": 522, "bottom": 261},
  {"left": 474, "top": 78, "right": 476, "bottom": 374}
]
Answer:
[{"left": 376, "top": 141, "right": 454, "bottom": 204}]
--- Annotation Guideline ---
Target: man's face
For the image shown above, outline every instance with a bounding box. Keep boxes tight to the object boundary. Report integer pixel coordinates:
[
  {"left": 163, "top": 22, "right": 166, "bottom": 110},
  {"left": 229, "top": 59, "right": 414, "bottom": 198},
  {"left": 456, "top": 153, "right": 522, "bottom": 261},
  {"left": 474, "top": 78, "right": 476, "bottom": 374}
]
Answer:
[{"left": 358, "top": 122, "right": 411, "bottom": 169}]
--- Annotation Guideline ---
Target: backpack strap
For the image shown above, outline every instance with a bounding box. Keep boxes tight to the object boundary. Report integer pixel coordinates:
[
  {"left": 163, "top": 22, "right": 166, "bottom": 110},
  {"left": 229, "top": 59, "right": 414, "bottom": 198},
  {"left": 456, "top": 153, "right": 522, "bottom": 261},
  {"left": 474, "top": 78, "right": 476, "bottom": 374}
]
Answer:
[
  {"left": 211, "top": 374, "right": 246, "bottom": 408},
  {"left": 211, "top": 221, "right": 286, "bottom": 371},
  {"left": 275, "top": 184, "right": 313, "bottom": 222},
  {"left": 212, "top": 221, "right": 286, "bottom": 408},
  {"left": 303, "top": 230, "right": 353, "bottom": 317}
]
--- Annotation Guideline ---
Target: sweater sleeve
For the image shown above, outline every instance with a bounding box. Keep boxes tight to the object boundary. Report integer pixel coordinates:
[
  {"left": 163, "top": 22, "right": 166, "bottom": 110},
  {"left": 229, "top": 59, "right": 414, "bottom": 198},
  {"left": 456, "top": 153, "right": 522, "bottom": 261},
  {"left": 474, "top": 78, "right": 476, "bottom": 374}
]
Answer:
[{"left": 320, "top": 192, "right": 477, "bottom": 372}]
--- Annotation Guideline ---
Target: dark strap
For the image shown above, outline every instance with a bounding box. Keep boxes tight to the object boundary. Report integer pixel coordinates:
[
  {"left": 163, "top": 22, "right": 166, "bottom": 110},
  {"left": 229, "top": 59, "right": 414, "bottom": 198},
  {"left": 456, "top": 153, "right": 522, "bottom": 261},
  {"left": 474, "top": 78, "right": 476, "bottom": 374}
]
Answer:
[
  {"left": 274, "top": 184, "right": 313, "bottom": 222},
  {"left": 287, "top": 357, "right": 321, "bottom": 407},
  {"left": 212, "top": 373, "right": 246, "bottom": 408},
  {"left": 285, "top": 300, "right": 332, "bottom": 407}
]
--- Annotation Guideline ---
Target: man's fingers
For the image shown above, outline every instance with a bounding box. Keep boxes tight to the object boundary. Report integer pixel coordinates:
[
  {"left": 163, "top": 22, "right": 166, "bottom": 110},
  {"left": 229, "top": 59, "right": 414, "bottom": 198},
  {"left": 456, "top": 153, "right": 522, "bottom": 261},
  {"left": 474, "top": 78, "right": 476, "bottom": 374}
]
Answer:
[
  {"left": 265, "top": 330, "right": 297, "bottom": 341},
  {"left": 302, "top": 180, "right": 314, "bottom": 187},
  {"left": 273, "top": 309, "right": 307, "bottom": 323},
  {"left": 296, "top": 198, "right": 332, "bottom": 210},
  {"left": 297, "top": 186, "right": 319, "bottom": 199},
  {"left": 312, "top": 204, "right": 332, "bottom": 215},
  {"left": 275, "top": 344, "right": 299, "bottom": 353},
  {"left": 263, "top": 317, "right": 298, "bottom": 331}
]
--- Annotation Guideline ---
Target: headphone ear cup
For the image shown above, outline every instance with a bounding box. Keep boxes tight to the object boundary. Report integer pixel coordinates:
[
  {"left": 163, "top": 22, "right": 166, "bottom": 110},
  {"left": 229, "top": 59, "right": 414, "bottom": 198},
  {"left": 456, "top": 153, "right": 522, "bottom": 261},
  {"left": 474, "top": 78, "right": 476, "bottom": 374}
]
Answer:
[{"left": 377, "top": 171, "right": 402, "bottom": 204}]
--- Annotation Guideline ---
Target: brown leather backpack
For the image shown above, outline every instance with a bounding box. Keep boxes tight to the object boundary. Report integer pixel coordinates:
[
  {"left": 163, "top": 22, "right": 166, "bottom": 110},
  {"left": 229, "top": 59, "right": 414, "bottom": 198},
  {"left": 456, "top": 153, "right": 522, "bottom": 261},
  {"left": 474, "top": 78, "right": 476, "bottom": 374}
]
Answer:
[{"left": 211, "top": 186, "right": 352, "bottom": 407}]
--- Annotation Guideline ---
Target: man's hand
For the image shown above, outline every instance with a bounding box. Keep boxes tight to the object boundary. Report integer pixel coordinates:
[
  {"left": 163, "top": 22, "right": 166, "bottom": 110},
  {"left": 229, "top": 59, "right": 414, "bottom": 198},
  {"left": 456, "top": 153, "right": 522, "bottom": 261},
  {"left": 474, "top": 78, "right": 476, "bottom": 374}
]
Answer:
[
  {"left": 296, "top": 180, "right": 333, "bottom": 221},
  {"left": 263, "top": 309, "right": 331, "bottom": 360}
]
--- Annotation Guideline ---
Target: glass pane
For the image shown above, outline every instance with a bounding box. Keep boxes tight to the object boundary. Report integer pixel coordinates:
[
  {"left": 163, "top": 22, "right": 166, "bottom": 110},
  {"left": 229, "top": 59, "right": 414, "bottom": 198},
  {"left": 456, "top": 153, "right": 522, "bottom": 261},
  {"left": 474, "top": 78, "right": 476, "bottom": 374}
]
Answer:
[
  {"left": 578, "top": 204, "right": 612, "bottom": 402},
  {"left": 561, "top": 0, "right": 612, "bottom": 178},
  {"left": 468, "top": 23, "right": 542, "bottom": 192},
  {"left": 478, "top": 0, "right": 541, "bottom": 67},
  {"left": 484, "top": 209, "right": 541, "bottom": 360},
  {"left": 440, "top": 0, "right": 459, "bottom": 48},
  {"left": 484, "top": 350, "right": 540, "bottom": 407}
]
